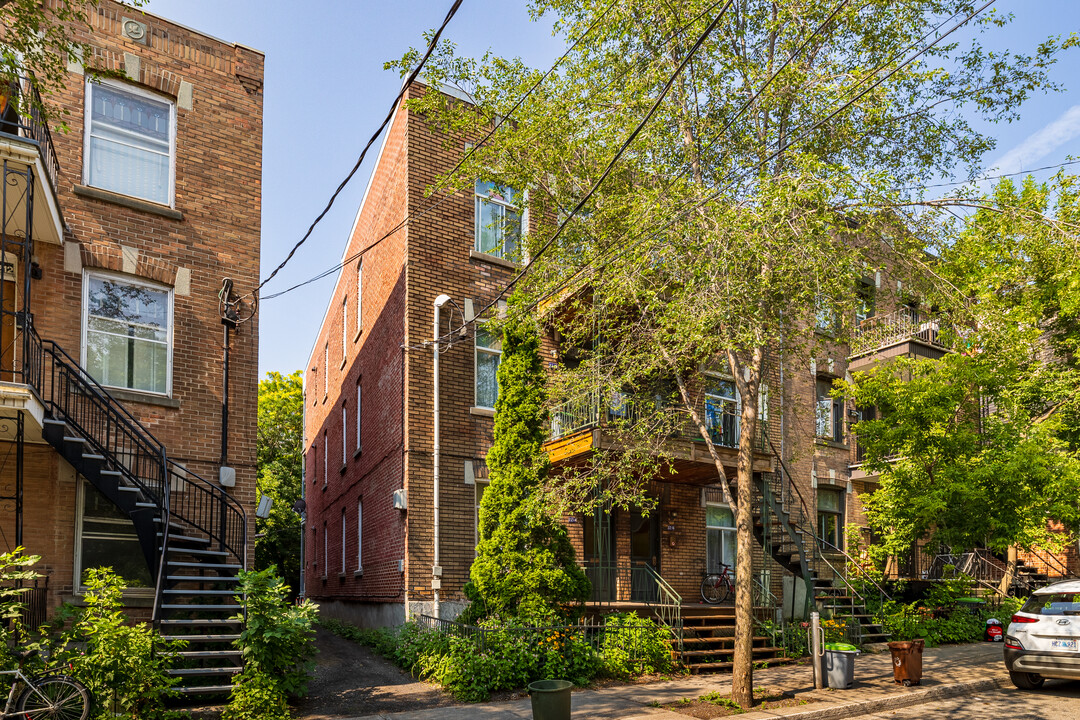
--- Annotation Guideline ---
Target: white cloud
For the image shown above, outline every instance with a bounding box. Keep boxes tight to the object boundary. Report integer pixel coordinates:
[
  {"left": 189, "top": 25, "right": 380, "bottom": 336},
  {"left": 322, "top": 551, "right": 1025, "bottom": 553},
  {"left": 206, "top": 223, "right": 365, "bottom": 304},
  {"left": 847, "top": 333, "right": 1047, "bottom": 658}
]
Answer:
[{"left": 989, "top": 104, "right": 1080, "bottom": 175}]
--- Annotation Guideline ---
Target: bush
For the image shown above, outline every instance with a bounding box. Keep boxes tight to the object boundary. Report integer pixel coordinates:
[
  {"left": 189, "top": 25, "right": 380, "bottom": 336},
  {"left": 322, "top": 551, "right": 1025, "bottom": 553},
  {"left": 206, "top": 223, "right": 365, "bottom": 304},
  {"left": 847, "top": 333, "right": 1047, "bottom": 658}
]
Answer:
[
  {"left": 598, "top": 612, "right": 672, "bottom": 679},
  {"left": 0, "top": 548, "right": 41, "bottom": 669},
  {"left": 233, "top": 567, "right": 317, "bottom": 697},
  {"left": 222, "top": 667, "right": 290, "bottom": 720},
  {"left": 53, "top": 568, "right": 180, "bottom": 720},
  {"left": 880, "top": 594, "right": 1026, "bottom": 646}
]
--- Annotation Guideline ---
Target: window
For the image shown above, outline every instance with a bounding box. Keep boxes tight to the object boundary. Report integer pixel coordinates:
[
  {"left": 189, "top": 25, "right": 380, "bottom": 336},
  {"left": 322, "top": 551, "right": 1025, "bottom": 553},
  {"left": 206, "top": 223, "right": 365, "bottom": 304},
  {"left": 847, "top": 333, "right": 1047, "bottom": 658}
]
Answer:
[
  {"left": 311, "top": 442, "right": 318, "bottom": 485},
  {"left": 311, "top": 366, "right": 318, "bottom": 405},
  {"left": 323, "top": 430, "right": 328, "bottom": 486},
  {"left": 341, "top": 298, "right": 348, "bottom": 362},
  {"left": 474, "top": 180, "right": 521, "bottom": 260},
  {"left": 312, "top": 527, "right": 318, "bottom": 571},
  {"left": 817, "top": 488, "right": 844, "bottom": 549},
  {"left": 341, "top": 403, "right": 347, "bottom": 468},
  {"left": 83, "top": 271, "right": 172, "bottom": 395},
  {"left": 856, "top": 280, "right": 875, "bottom": 326},
  {"left": 815, "top": 296, "right": 837, "bottom": 334},
  {"left": 357, "top": 498, "right": 363, "bottom": 571},
  {"left": 84, "top": 79, "right": 175, "bottom": 206},
  {"left": 706, "top": 503, "right": 736, "bottom": 573},
  {"left": 355, "top": 382, "right": 362, "bottom": 453},
  {"left": 322, "top": 521, "right": 328, "bottom": 579},
  {"left": 474, "top": 323, "right": 502, "bottom": 409},
  {"left": 704, "top": 376, "right": 739, "bottom": 448},
  {"left": 356, "top": 260, "right": 363, "bottom": 335},
  {"left": 323, "top": 344, "right": 328, "bottom": 399},
  {"left": 815, "top": 377, "right": 843, "bottom": 442},
  {"left": 340, "top": 508, "right": 346, "bottom": 574},
  {"left": 76, "top": 479, "right": 152, "bottom": 592}
]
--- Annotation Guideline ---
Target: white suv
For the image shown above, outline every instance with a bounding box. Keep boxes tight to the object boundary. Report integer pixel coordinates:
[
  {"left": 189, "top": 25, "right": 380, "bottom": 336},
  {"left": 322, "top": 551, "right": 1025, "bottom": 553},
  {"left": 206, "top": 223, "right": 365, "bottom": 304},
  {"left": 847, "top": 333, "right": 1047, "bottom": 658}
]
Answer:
[{"left": 1005, "top": 580, "right": 1080, "bottom": 689}]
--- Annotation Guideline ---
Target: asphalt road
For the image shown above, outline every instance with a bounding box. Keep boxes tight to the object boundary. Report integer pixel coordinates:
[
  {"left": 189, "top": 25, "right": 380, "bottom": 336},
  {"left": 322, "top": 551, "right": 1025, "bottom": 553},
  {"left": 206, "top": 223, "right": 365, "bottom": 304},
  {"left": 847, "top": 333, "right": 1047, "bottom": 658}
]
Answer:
[{"left": 858, "top": 679, "right": 1080, "bottom": 719}]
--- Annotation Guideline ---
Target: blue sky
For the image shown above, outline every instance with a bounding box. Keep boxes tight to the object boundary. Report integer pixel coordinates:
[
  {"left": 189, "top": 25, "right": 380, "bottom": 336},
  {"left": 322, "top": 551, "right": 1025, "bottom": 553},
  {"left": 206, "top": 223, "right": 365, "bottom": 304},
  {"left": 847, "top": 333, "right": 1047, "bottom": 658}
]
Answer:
[{"left": 144, "top": 0, "right": 1080, "bottom": 376}]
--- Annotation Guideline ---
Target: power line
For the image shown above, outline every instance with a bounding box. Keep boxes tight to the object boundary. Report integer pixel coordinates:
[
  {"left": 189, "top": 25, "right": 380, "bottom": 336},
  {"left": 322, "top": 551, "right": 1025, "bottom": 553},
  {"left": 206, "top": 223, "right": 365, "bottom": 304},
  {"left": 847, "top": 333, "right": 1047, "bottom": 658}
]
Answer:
[
  {"left": 891, "top": 158, "right": 1080, "bottom": 192},
  {"left": 256, "top": 0, "right": 463, "bottom": 295}
]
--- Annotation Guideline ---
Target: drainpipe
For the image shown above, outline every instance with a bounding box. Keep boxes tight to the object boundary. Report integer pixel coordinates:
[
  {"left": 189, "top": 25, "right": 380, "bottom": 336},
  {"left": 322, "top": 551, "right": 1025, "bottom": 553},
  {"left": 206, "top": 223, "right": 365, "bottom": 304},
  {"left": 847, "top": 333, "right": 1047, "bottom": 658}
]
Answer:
[{"left": 432, "top": 294, "right": 451, "bottom": 619}]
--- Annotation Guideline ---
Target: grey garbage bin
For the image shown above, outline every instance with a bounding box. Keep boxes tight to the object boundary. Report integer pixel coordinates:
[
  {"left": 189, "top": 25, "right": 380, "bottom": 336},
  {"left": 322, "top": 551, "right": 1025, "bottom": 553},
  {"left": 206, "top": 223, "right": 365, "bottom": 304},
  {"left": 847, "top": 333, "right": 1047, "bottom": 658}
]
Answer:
[{"left": 823, "top": 643, "right": 859, "bottom": 689}]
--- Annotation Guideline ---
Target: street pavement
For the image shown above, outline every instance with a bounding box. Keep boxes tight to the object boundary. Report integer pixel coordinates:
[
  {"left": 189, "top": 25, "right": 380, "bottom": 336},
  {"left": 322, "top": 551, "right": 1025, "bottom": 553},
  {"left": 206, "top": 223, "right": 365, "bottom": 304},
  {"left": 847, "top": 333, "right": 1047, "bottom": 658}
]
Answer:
[
  {"left": 345, "top": 642, "right": 1013, "bottom": 720},
  {"left": 854, "top": 679, "right": 1080, "bottom": 719}
]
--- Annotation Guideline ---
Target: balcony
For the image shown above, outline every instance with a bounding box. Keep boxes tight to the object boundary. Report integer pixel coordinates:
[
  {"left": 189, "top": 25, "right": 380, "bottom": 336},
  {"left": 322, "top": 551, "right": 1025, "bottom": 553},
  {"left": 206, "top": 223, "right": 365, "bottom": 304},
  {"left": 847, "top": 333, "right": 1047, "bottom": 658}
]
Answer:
[
  {"left": 0, "top": 77, "right": 64, "bottom": 246},
  {"left": 848, "top": 308, "right": 948, "bottom": 371},
  {"left": 545, "top": 391, "right": 773, "bottom": 483}
]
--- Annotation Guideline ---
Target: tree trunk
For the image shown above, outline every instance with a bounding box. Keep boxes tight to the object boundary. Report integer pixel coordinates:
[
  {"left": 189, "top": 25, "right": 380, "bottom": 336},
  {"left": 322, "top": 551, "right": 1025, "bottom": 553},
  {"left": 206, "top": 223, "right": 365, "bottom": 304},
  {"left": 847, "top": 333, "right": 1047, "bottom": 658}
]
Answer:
[{"left": 730, "top": 348, "right": 763, "bottom": 709}]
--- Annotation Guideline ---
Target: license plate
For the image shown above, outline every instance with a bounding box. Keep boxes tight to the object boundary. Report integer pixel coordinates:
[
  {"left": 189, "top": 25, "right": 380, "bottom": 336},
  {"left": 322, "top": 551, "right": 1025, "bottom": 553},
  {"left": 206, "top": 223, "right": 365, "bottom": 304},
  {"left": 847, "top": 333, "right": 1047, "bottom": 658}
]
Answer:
[{"left": 1051, "top": 639, "right": 1077, "bottom": 651}]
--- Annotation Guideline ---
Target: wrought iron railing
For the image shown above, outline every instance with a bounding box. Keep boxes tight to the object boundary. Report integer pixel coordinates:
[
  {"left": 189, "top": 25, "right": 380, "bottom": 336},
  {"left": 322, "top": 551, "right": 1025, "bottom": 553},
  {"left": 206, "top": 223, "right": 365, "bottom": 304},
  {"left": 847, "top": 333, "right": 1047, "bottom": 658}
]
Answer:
[
  {"left": 0, "top": 77, "right": 60, "bottom": 194},
  {"left": 167, "top": 459, "right": 248, "bottom": 566},
  {"left": 851, "top": 308, "right": 947, "bottom": 357}
]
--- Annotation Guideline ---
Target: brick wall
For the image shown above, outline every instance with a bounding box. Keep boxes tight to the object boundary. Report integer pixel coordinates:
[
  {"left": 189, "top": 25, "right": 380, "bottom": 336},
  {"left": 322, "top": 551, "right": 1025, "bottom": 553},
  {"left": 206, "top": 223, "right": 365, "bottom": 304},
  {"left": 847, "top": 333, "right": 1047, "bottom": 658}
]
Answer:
[{"left": 9, "top": 0, "right": 263, "bottom": 605}]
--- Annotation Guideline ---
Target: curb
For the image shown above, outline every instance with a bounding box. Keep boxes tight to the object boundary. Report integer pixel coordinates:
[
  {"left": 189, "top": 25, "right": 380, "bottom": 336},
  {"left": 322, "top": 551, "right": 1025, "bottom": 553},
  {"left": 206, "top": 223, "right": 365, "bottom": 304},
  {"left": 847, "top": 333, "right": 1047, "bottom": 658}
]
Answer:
[{"left": 736, "top": 675, "right": 1010, "bottom": 720}]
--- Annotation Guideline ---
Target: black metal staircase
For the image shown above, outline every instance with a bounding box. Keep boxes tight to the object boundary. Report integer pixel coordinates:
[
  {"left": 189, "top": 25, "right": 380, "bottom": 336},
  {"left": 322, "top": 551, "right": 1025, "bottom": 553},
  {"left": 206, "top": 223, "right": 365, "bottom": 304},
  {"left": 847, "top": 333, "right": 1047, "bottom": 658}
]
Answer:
[{"left": 24, "top": 326, "right": 248, "bottom": 695}]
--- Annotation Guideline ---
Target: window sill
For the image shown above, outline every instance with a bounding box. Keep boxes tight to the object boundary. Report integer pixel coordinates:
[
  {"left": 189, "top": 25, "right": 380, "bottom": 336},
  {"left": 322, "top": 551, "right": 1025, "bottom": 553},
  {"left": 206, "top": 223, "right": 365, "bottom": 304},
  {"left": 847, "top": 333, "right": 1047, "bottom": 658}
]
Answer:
[
  {"left": 339, "top": 464, "right": 347, "bottom": 475},
  {"left": 815, "top": 438, "right": 849, "bottom": 450},
  {"left": 73, "top": 184, "right": 183, "bottom": 220},
  {"left": 340, "top": 358, "right": 347, "bottom": 370},
  {"left": 354, "top": 569, "right": 364, "bottom": 577},
  {"left": 470, "top": 406, "right": 495, "bottom": 417},
  {"left": 353, "top": 328, "right": 363, "bottom": 343},
  {"left": 338, "top": 572, "right": 347, "bottom": 581},
  {"left": 469, "top": 249, "right": 518, "bottom": 270},
  {"left": 353, "top": 447, "right": 363, "bottom": 459},
  {"left": 105, "top": 387, "right": 180, "bottom": 409}
]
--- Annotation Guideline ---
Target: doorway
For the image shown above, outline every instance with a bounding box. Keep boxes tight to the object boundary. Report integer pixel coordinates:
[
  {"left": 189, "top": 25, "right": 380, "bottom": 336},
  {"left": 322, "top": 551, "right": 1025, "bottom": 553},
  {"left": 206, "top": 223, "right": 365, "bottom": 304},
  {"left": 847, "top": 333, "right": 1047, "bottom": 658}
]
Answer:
[{"left": 629, "top": 507, "right": 660, "bottom": 601}]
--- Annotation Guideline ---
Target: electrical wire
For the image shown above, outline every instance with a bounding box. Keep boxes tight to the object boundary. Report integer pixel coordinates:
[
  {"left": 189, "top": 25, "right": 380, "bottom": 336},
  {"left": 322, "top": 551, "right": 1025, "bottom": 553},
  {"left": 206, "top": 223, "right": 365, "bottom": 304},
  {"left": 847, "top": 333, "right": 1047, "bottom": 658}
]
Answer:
[{"left": 255, "top": 0, "right": 463, "bottom": 295}]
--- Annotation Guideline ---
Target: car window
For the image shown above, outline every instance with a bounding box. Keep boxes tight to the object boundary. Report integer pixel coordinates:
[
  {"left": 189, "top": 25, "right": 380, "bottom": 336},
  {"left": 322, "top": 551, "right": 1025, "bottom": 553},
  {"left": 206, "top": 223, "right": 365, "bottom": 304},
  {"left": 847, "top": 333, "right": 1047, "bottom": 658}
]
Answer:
[{"left": 1021, "top": 594, "right": 1080, "bottom": 615}]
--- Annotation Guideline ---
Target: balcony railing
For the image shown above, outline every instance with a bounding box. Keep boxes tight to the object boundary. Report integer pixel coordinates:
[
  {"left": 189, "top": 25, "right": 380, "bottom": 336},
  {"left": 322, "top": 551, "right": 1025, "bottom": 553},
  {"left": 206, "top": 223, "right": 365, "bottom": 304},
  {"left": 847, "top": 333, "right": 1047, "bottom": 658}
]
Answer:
[
  {"left": 549, "top": 390, "right": 766, "bottom": 451},
  {"left": 0, "top": 77, "right": 60, "bottom": 194},
  {"left": 850, "top": 308, "right": 947, "bottom": 357}
]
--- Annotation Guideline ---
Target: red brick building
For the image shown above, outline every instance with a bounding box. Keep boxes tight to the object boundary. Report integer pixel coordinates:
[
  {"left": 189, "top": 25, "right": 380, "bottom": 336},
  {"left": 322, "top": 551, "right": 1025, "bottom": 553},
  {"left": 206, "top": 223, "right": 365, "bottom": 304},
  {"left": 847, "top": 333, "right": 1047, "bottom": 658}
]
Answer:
[
  {"left": 0, "top": 1, "right": 263, "bottom": 694},
  {"left": 303, "top": 83, "right": 934, "bottom": 636}
]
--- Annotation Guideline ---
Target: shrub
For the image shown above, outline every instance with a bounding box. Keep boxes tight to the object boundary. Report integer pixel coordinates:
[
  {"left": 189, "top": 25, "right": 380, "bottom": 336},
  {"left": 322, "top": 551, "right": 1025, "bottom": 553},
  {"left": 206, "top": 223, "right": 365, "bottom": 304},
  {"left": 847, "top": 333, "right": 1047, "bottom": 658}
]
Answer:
[
  {"left": 222, "top": 667, "right": 290, "bottom": 720},
  {"left": 598, "top": 612, "right": 672, "bottom": 680},
  {"left": 233, "top": 567, "right": 318, "bottom": 697},
  {"left": 0, "top": 548, "right": 41, "bottom": 668},
  {"left": 53, "top": 568, "right": 180, "bottom": 720}
]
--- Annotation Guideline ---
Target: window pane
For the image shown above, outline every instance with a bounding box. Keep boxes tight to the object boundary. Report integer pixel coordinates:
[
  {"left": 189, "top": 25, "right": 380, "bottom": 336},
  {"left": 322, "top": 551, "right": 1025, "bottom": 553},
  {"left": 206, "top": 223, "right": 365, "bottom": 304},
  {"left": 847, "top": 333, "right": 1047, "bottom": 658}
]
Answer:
[
  {"left": 130, "top": 337, "right": 168, "bottom": 394},
  {"left": 85, "top": 329, "right": 131, "bottom": 389},
  {"left": 476, "top": 351, "right": 499, "bottom": 408},
  {"left": 477, "top": 198, "right": 502, "bottom": 255},
  {"left": 79, "top": 481, "right": 152, "bottom": 589},
  {"left": 475, "top": 325, "right": 500, "bottom": 351},
  {"left": 89, "top": 84, "right": 171, "bottom": 205},
  {"left": 88, "top": 277, "right": 167, "bottom": 328},
  {"left": 818, "top": 489, "right": 842, "bottom": 512},
  {"left": 706, "top": 505, "right": 734, "bottom": 528}
]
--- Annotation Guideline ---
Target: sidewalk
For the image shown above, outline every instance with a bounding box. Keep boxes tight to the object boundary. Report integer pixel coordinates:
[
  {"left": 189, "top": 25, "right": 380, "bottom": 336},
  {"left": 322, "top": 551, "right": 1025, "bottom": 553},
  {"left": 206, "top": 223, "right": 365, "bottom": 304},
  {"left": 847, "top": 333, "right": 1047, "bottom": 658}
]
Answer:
[{"left": 344, "top": 642, "right": 1009, "bottom": 720}]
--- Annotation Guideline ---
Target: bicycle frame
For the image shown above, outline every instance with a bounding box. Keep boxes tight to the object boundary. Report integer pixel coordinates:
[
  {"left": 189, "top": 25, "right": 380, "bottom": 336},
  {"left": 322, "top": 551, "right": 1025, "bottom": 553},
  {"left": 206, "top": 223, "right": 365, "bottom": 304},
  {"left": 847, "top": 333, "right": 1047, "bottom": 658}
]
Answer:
[{"left": 0, "top": 667, "right": 29, "bottom": 717}]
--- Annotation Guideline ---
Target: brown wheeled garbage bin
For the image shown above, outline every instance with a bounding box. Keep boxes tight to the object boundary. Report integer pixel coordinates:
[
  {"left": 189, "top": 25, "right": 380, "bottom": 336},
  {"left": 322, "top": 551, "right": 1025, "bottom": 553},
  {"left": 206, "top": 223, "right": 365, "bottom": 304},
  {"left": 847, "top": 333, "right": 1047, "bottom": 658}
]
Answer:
[{"left": 887, "top": 639, "right": 925, "bottom": 686}]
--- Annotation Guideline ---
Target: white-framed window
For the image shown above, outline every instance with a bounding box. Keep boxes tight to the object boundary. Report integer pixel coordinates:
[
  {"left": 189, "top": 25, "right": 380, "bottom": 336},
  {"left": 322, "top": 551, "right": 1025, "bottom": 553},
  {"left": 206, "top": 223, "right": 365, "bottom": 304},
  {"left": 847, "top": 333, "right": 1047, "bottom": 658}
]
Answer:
[
  {"left": 312, "top": 526, "right": 318, "bottom": 572},
  {"left": 75, "top": 478, "right": 153, "bottom": 593},
  {"left": 816, "top": 377, "right": 843, "bottom": 442},
  {"left": 311, "top": 366, "right": 318, "bottom": 405},
  {"left": 474, "top": 322, "right": 502, "bottom": 409},
  {"left": 83, "top": 78, "right": 176, "bottom": 206},
  {"left": 322, "top": 521, "right": 328, "bottom": 579},
  {"left": 341, "top": 403, "right": 347, "bottom": 468},
  {"left": 356, "top": 260, "right": 363, "bottom": 336},
  {"left": 323, "top": 430, "right": 328, "bottom": 486},
  {"left": 341, "top": 297, "right": 348, "bottom": 363},
  {"left": 82, "top": 270, "right": 173, "bottom": 396},
  {"left": 355, "top": 382, "right": 362, "bottom": 453},
  {"left": 705, "top": 502, "right": 736, "bottom": 574},
  {"left": 704, "top": 375, "right": 739, "bottom": 448},
  {"left": 340, "top": 508, "right": 346, "bottom": 574},
  {"left": 474, "top": 180, "right": 521, "bottom": 260},
  {"left": 323, "top": 343, "right": 328, "bottom": 399},
  {"left": 815, "top": 296, "right": 837, "bottom": 335},
  {"left": 311, "top": 442, "right": 317, "bottom": 485},
  {"left": 357, "top": 498, "right": 363, "bottom": 571},
  {"left": 817, "top": 487, "right": 845, "bottom": 549}
]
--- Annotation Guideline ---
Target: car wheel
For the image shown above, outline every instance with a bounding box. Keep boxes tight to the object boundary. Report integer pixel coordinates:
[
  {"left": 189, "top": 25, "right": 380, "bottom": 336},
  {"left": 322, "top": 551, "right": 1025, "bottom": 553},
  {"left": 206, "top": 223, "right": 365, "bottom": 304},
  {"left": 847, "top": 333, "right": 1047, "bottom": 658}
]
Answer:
[{"left": 1009, "top": 671, "right": 1045, "bottom": 690}]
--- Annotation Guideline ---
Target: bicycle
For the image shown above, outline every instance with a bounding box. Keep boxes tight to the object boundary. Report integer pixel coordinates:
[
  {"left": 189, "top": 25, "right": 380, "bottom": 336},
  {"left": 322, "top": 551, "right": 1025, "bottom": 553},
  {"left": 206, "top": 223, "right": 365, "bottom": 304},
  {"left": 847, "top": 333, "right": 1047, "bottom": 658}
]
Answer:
[
  {"left": 0, "top": 648, "right": 91, "bottom": 719},
  {"left": 700, "top": 564, "right": 734, "bottom": 604}
]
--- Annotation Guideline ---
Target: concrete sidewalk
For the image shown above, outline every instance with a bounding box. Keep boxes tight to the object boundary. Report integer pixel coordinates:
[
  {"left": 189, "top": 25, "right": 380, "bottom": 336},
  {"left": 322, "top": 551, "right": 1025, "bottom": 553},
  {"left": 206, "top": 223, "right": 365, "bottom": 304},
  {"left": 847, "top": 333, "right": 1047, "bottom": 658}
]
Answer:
[{"left": 345, "top": 642, "right": 1009, "bottom": 720}]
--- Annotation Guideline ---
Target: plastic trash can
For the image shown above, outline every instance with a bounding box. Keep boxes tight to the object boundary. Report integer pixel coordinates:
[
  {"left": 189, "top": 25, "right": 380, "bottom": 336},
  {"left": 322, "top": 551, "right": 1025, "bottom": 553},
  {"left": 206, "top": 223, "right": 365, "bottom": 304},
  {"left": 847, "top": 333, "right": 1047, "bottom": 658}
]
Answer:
[
  {"left": 823, "top": 643, "right": 859, "bottom": 689},
  {"left": 528, "top": 679, "right": 572, "bottom": 720},
  {"left": 887, "top": 639, "right": 925, "bottom": 686}
]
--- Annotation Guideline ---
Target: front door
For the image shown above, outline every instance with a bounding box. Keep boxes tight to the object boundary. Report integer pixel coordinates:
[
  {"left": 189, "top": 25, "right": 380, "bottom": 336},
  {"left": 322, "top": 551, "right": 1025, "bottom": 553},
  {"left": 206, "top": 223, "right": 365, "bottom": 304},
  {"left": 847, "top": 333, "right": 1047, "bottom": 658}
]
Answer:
[
  {"left": 0, "top": 276, "right": 15, "bottom": 382},
  {"left": 629, "top": 507, "right": 660, "bottom": 601}
]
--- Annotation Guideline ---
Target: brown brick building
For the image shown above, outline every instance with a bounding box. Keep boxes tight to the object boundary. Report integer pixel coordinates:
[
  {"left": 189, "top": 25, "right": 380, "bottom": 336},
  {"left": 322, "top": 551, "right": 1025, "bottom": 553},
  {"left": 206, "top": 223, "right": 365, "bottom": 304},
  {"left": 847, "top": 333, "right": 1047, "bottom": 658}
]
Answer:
[
  {"left": 303, "top": 83, "right": 939, "bottom": 633},
  {"left": 0, "top": 1, "right": 263, "bottom": 694}
]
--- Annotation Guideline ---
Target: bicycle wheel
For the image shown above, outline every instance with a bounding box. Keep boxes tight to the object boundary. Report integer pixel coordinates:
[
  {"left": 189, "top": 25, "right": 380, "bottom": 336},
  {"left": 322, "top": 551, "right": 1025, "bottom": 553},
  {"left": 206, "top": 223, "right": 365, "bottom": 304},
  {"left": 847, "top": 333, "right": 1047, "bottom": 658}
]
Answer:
[
  {"left": 17, "top": 674, "right": 91, "bottom": 720},
  {"left": 715, "top": 574, "right": 733, "bottom": 603},
  {"left": 701, "top": 574, "right": 725, "bottom": 603}
]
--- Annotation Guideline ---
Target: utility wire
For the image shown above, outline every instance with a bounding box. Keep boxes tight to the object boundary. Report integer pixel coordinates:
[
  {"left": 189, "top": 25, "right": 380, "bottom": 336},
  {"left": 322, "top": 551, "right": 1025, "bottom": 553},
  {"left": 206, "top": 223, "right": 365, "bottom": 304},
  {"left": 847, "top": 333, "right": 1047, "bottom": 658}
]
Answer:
[{"left": 256, "top": 0, "right": 463, "bottom": 295}]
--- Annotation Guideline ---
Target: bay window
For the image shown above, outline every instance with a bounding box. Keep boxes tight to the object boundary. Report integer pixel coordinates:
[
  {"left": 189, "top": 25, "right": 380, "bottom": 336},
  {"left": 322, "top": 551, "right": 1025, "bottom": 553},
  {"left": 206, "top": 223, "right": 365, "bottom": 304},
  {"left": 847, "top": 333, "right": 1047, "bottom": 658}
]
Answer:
[{"left": 474, "top": 180, "right": 521, "bottom": 260}]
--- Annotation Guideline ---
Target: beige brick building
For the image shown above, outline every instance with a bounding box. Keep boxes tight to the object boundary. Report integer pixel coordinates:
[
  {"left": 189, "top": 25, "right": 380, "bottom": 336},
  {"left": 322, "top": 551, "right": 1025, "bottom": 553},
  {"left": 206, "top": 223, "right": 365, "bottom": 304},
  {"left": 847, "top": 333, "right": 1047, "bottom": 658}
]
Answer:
[{"left": 0, "top": 0, "right": 263, "bottom": 694}]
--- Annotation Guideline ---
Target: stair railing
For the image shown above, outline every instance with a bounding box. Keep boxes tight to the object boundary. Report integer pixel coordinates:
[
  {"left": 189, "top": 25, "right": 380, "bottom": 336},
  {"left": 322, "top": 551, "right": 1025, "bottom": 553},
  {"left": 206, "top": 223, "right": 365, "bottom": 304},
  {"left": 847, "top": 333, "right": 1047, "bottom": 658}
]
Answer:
[
  {"left": 166, "top": 459, "right": 248, "bottom": 567},
  {"left": 633, "top": 562, "right": 682, "bottom": 652}
]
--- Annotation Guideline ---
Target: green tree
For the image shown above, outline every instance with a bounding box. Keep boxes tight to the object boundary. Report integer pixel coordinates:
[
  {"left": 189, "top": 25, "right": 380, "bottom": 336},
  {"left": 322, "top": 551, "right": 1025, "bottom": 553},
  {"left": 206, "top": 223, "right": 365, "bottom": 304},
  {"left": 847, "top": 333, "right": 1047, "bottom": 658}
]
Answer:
[
  {"left": 256, "top": 371, "right": 304, "bottom": 596},
  {"left": 465, "top": 310, "right": 591, "bottom": 621},
  {"left": 393, "top": 0, "right": 1070, "bottom": 705},
  {"left": 0, "top": 0, "right": 146, "bottom": 130},
  {"left": 842, "top": 175, "right": 1080, "bottom": 559}
]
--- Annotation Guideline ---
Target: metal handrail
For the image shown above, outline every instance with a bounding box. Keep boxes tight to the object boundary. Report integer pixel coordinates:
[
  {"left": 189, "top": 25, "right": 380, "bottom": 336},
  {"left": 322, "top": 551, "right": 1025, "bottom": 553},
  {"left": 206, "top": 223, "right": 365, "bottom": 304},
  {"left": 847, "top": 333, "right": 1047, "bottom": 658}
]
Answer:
[
  {"left": 0, "top": 77, "right": 60, "bottom": 194},
  {"left": 634, "top": 562, "right": 682, "bottom": 653},
  {"left": 850, "top": 308, "right": 947, "bottom": 357},
  {"left": 167, "top": 459, "right": 248, "bottom": 566}
]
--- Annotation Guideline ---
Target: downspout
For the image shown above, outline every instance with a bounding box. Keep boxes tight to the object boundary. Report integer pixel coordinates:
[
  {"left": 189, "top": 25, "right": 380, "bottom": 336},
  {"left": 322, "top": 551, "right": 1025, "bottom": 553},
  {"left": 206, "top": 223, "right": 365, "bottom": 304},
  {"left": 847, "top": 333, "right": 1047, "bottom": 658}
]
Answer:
[{"left": 432, "top": 294, "right": 451, "bottom": 619}]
